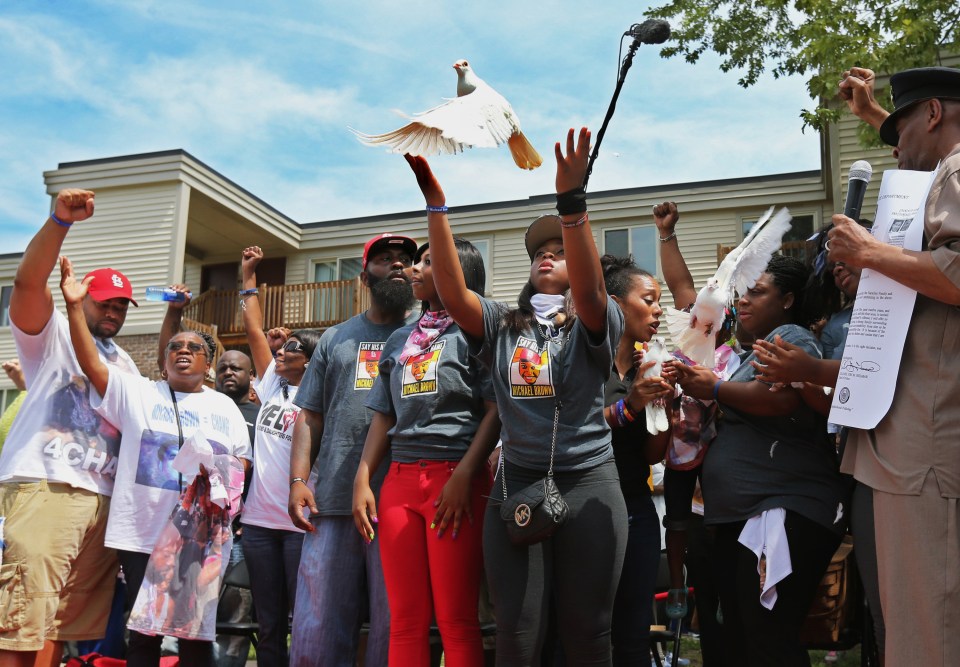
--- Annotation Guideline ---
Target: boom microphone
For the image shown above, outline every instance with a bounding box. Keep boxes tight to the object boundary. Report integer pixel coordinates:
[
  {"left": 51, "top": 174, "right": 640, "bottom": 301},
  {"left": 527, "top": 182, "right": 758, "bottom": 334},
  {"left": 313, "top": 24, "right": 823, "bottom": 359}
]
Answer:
[
  {"left": 844, "top": 160, "right": 873, "bottom": 222},
  {"left": 626, "top": 19, "right": 671, "bottom": 45}
]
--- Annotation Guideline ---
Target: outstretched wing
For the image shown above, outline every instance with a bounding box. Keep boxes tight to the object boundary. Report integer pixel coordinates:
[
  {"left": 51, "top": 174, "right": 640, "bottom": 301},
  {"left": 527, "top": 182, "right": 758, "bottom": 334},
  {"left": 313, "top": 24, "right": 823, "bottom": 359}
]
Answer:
[
  {"left": 714, "top": 207, "right": 793, "bottom": 298},
  {"left": 351, "top": 85, "right": 519, "bottom": 156}
]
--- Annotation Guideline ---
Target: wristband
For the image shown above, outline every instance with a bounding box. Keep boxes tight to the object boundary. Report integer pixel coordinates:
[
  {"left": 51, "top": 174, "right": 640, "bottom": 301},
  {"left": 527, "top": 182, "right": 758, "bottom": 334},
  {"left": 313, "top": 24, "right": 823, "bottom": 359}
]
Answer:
[
  {"left": 659, "top": 231, "right": 677, "bottom": 243},
  {"left": 290, "top": 477, "right": 307, "bottom": 488},
  {"left": 620, "top": 399, "right": 637, "bottom": 422},
  {"left": 713, "top": 380, "right": 724, "bottom": 401},
  {"left": 50, "top": 212, "right": 73, "bottom": 228},
  {"left": 556, "top": 187, "right": 587, "bottom": 216},
  {"left": 426, "top": 205, "right": 448, "bottom": 213},
  {"left": 239, "top": 288, "right": 259, "bottom": 296}
]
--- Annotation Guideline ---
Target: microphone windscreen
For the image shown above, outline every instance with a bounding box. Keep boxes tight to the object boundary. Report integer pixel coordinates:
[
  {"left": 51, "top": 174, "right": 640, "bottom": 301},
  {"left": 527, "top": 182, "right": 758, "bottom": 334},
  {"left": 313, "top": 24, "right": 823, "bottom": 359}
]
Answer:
[
  {"left": 633, "top": 19, "right": 671, "bottom": 44},
  {"left": 849, "top": 160, "right": 873, "bottom": 183}
]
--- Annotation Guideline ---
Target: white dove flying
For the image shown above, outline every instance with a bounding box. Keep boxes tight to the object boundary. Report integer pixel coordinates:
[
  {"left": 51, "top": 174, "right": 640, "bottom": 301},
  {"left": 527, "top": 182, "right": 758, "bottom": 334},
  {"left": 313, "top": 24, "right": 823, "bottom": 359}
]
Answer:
[
  {"left": 351, "top": 59, "right": 542, "bottom": 170},
  {"left": 642, "top": 337, "right": 673, "bottom": 435},
  {"left": 664, "top": 206, "right": 793, "bottom": 367}
]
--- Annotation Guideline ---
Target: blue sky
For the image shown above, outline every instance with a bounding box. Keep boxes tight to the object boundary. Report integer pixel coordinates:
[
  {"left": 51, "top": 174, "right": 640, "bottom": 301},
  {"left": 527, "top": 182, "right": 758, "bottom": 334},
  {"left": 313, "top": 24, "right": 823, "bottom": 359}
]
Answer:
[{"left": 0, "top": 1, "right": 822, "bottom": 253}]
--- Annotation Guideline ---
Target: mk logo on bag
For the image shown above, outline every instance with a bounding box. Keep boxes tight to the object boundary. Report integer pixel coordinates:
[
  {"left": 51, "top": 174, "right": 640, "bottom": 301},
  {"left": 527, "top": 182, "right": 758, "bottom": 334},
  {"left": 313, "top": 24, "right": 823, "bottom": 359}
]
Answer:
[{"left": 514, "top": 503, "right": 531, "bottom": 527}]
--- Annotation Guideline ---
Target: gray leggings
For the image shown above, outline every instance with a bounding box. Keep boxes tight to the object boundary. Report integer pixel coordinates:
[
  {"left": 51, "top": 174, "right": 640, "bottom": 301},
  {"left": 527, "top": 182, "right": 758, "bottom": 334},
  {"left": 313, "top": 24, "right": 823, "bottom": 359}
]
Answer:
[{"left": 484, "top": 458, "right": 628, "bottom": 667}]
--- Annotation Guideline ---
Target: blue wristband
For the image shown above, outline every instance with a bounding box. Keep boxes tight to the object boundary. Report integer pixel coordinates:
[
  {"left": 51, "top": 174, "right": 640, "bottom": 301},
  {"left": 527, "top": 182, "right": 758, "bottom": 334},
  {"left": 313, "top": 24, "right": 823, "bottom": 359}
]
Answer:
[
  {"left": 50, "top": 212, "right": 73, "bottom": 228},
  {"left": 713, "top": 380, "right": 724, "bottom": 401},
  {"left": 239, "top": 288, "right": 259, "bottom": 296},
  {"left": 426, "top": 205, "right": 448, "bottom": 213}
]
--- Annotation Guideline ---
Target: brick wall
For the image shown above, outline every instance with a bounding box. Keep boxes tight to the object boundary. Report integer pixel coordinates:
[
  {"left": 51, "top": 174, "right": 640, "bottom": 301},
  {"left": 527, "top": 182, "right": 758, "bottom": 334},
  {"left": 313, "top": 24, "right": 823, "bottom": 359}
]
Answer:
[{"left": 115, "top": 333, "right": 162, "bottom": 380}]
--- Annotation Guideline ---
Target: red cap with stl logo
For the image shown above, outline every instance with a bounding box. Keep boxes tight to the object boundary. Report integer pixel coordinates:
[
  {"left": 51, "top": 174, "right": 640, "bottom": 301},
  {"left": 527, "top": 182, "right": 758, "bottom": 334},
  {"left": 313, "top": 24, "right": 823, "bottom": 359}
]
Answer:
[{"left": 83, "top": 268, "right": 139, "bottom": 306}]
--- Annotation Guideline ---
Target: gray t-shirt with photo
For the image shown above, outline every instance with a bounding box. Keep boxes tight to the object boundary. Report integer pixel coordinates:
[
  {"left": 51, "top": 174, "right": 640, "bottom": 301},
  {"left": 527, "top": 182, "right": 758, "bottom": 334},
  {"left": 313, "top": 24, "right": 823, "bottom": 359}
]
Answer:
[
  {"left": 366, "top": 322, "right": 495, "bottom": 463},
  {"left": 477, "top": 294, "right": 624, "bottom": 472},
  {"left": 294, "top": 311, "right": 411, "bottom": 516},
  {"left": 701, "top": 324, "right": 849, "bottom": 534}
]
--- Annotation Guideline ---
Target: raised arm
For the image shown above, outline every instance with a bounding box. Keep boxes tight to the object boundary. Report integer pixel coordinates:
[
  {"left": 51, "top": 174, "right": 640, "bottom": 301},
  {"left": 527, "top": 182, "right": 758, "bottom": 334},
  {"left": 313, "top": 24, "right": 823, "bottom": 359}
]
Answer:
[
  {"left": 406, "top": 154, "right": 484, "bottom": 339},
  {"left": 240, "top": 246, "right": 273, "bottom": 378},
  {"left": 557, "top": 127, "right": 607, "bottom": 334},
  {"left": 11, "top": 190, "right": 95, "bottom": 335},
  {"left": 59, "top": 256, "right": 108, "bottom": 396},
  {"left": 838, "top": 67, "right": 889, "bottom": 130},
  {"left": 653, "top": 202, "right": 697, "bottom": 309},
  {"left": 156, "top": 284, "right": 193, "bottom": 373}
]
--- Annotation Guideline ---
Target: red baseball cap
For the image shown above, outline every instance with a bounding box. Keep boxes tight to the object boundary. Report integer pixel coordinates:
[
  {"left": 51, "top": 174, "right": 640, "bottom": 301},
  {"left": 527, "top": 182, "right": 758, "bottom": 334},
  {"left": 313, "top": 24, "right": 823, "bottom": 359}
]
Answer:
[
  {"left": 362, "top": 233, "right": 417, "bottom": 270},
  {"left": 83, "top": 268, "right": 139, "bottom": 306}
]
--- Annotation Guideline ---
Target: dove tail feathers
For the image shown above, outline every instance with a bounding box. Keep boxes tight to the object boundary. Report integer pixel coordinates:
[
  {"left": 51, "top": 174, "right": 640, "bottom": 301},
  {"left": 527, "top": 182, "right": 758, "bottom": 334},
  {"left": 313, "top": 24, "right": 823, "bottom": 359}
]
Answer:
[
  {"left": 645, "top": 404, "right": 670, "bottom": 435},
  {"left": 508, "top": 132, "right": 542, "bottom": 170}
]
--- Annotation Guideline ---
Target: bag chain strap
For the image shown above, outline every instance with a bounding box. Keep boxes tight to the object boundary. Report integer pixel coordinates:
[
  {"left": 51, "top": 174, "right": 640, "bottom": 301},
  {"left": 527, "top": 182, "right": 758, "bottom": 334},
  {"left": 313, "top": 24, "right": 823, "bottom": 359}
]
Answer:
[{"left": 501, "top": 324, "right": 565, "bottom": 501}]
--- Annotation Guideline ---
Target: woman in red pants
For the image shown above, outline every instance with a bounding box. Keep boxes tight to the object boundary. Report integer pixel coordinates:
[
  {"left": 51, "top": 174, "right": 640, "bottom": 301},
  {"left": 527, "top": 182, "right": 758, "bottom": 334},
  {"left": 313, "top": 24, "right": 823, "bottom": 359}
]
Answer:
[{"left": 353, "top": 238, "right": 501, "bottom": 667}]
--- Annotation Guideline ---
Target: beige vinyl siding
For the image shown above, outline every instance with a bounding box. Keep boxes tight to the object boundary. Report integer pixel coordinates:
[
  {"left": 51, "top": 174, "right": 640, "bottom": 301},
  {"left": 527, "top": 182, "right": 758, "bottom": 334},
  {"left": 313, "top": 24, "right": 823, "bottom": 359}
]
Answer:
[
  {"left": 46, "top": 183, "right": 182, "bottom": 336},
  {"left": 183, "top": 258, "right": 202, "bottom": 292},
  {"left": 0, "top": 256, "right": 21, "bottom": 389}
]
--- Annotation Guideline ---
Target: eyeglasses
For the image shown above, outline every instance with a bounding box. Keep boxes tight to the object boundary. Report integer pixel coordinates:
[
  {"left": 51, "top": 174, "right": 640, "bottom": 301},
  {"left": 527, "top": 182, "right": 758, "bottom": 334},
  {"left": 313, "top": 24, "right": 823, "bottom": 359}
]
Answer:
[
  {"left": 166, "top": 340, "right": 207, "bottom": 355},
  {"left": 281, "top": 340, "right": 305, "bottom": 355}
]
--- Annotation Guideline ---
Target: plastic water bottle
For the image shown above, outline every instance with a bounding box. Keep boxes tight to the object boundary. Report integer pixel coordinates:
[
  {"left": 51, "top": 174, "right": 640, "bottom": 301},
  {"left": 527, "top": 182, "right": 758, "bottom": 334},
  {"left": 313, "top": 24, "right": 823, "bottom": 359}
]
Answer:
[{"left": 144, "top": 287, "right": 187, "bottom": 303}]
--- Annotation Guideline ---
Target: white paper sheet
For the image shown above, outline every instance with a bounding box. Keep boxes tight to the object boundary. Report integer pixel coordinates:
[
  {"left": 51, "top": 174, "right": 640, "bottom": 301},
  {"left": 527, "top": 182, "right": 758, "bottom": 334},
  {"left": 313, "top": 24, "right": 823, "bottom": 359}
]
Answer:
[{"left": 829, "top": 168, "right": 938, "bottom": 429}]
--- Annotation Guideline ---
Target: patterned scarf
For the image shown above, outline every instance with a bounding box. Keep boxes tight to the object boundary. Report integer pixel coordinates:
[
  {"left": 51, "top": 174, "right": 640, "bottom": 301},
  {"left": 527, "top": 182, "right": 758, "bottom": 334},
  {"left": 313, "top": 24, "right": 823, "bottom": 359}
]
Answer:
[{"left": 399, "top": 310, "right": 455, "bottom": 364}]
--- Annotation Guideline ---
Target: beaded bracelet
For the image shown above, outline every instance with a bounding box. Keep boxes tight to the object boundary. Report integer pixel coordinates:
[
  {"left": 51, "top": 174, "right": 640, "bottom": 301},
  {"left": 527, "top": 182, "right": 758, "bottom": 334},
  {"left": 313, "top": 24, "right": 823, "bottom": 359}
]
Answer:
[
  {"left": 50, "top": 212, "right": 73, "bottom": 228},
  {"left": 239, "top": 288, "right": 259, "bottom": 296},
  {"left": 426, "top": 205, "right": 448, "bottom": 213},
  {"left": 659, "top": 231, "right": 677, "bottom": 243},
  {"left": 560, "top": 213, "right": 588, "bottom": 229}
]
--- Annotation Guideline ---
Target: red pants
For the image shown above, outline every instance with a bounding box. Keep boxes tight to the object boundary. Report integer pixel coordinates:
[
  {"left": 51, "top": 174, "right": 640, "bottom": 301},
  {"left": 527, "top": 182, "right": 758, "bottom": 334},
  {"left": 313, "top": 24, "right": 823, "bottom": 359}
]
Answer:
[{"left": 378, "top": 460, "right": 491, "bottom": 667}]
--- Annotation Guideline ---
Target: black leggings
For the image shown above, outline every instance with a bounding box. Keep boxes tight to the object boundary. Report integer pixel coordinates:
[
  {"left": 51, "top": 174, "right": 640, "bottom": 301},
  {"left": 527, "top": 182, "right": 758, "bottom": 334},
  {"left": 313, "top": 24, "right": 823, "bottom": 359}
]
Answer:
[
  {"left": 118, "top": 550, "right": 214, "bottom": 667},
  {"left": 711, "top": 511, "right": 841, "bottom": 667},
  {"left": 484, "top": 458, "right": 628, "bottom": 667}
]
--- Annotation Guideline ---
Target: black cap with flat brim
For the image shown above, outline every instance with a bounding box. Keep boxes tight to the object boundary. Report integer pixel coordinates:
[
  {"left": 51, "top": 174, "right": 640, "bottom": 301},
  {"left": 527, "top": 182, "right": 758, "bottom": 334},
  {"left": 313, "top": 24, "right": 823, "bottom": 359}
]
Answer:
[
  {"left": 879, "top": 66, "right": 960, "bottom": 146},
  {"left": 524, "top": 214, "right": 563, "bottom": 261}
]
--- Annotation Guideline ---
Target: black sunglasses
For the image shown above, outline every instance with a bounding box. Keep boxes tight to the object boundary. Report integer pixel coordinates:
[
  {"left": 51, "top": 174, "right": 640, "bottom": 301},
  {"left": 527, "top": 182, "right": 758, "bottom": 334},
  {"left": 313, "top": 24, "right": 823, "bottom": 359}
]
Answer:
[
  {"left": 167, "top": 340, "right": 207, "bottom": 355},
  {"left": 281, "top": 340, "right": 305, "bottom": 355}
]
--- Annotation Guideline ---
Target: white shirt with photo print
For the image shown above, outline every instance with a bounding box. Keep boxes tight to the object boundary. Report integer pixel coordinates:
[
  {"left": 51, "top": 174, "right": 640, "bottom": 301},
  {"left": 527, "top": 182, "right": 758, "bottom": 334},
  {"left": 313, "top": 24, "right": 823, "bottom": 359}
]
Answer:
[{"left": 92, "top": 366, "right": 252, "bottom": 553}]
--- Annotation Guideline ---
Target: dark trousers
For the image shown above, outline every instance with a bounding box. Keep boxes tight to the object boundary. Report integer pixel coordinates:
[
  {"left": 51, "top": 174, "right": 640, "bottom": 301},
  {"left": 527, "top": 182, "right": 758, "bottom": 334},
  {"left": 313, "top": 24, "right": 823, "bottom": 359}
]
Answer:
[
  {"left": 241, "top": 524, "right": 304, "bottom": 667},
  {"left": 711, "top": 511, "right": 840, "bottom": 667},
  {"left": 611, "top": 494, "right": 661, "bottom": 666},
  {"left": 118, "top": 550, "right": 214, "bottom": 667},
  {"left": 484, "top": 458, "right": 628, "bottom": 667}
]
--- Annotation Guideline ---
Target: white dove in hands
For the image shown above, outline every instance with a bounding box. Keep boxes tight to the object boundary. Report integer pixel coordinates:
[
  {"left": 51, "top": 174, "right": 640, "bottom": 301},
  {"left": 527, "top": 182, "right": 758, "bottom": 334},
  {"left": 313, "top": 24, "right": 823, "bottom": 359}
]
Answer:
[
  {"left": 59, "top": 256, "right": 91, "bottom": 306},
  {"left": 642, "top": 337, "right": 673, "bottom": 435},
  {"left": 353, "top": 60, "right": 542, "bottom": 170}
]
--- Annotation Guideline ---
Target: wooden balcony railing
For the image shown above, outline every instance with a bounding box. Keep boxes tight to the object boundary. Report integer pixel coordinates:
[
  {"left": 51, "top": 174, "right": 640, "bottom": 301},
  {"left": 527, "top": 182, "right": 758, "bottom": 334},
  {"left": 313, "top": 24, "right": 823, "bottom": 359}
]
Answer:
[{"left": 183, "top": 277, "right": 369, "bottom": 338}]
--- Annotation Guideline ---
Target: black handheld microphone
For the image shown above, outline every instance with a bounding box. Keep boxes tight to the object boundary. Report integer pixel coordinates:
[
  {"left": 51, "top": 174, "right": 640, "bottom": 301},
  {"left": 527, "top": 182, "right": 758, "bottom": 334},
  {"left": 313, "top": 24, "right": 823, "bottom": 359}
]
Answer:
[
  {"left": 844, "top": 160, "right": 873, "bottom": 222},
  {"left": 626, "top": 19, "right": 671, "bottom": 45}
]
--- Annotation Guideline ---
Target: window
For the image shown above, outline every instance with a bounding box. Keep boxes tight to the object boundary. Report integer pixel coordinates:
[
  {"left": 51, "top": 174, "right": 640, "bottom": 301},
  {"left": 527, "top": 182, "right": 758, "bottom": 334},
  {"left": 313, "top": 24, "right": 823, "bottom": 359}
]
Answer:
[
  {"left": 465, "top": 238, "right": 491, "bottom": 295},
  {"left": 603, "top": 226, "right": 658, "bottom": 274},
  {"left": 313, "top": 257, "right": 363, "bottom": 283},
  {"left": 0, "top": 388, "right": 21, "bottom": 413},
  {"left": 1, "top": 285, "right": 11, "bottom": 327}
]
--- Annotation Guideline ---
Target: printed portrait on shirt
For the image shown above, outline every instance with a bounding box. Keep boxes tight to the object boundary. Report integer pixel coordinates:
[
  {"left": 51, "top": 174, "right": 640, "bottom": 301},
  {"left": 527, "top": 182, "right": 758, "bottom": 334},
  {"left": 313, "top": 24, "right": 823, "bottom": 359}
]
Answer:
[
  {"left": 401, "top": 340, "right": 445, "bottom": 397},
  {"left": 355, "top": 343, "right": 384, "bottom": 390},
  {"left": 135, "top": 427, "right": 230, "bottom": 491},
  {"left": 510, "top": 337, "right": 555, "bottom": 398},
  {"left": 34, "top": 369, "right": 122, "bottom": 478}
]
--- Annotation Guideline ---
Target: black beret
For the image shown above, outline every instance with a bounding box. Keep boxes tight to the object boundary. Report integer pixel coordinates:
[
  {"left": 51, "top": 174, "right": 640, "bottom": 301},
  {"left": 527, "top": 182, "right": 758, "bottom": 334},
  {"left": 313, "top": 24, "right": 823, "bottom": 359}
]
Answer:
[{"left": 879, "top": 66, "right": 960, "bottom": 146}]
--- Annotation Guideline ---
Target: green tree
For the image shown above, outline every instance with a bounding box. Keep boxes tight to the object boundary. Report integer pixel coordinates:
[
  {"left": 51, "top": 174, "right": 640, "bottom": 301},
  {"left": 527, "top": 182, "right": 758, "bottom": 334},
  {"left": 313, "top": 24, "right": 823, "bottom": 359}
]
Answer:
[{"left": 645, "top": 0, "right": 960, "bottom": 142}]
